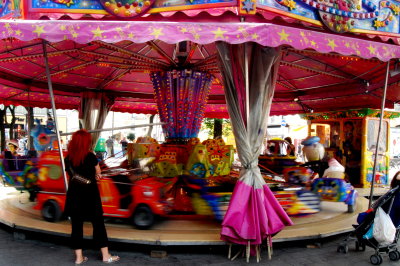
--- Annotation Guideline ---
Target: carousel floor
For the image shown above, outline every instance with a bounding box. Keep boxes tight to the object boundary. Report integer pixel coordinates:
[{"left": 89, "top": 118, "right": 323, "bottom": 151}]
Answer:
[{"left": 0, "top": 186, "right": 374, "bottom": 245}]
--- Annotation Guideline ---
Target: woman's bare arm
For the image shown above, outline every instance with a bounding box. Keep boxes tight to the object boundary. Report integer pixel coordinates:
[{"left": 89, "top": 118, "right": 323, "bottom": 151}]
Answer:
[{"left": 95, "top": 164, "right": 102, "bottom": 180}]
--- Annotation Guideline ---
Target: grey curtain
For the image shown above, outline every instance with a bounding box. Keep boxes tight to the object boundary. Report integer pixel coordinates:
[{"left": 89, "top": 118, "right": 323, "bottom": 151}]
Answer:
[
  {"left": 216, "top": 42, "right": 281, "bottom": 188},
  {"left": 79, "top": 91, "right": 114, "bottom": 149}
]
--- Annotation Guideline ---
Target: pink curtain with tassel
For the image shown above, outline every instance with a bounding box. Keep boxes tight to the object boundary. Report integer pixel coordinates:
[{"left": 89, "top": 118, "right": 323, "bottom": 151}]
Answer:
[{"left": 216, "top": 42, "right": 293, "bottom": 256}]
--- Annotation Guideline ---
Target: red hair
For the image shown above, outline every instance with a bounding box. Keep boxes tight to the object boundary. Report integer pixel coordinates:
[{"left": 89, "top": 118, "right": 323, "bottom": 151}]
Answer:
[{"left": 67, "top": 129, "right": 92, "bottom": 167}]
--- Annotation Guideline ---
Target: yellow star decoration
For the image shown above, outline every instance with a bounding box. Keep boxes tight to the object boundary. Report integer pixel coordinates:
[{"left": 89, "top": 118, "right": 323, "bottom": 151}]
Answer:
[
  {"left": 393, "top": 5, "right": 400, "bottom": 15},
  {"left": 72, "top": 32, "right": 78, "bottom": 38},
  {"left": 374, "top": 19, "right": 385, "bottom": 28},
  {"left": 252, "top": 33, "right": 259, "bottom": 40},
  {"left": 150, "top": 28, "right": 164, "bottom": 39},
  {"left": 180, "top": 27, "right": 188, "bottom": 33},
  {"left": 300, "top": 31, "right": 305, "bottom": 37},
  {"left": 15, "top": 30, "right": 21, "bottom": 36},
  {"left": 212, "top": 27, "right": 227, "bottom": 39},
  {"left": 286, "top": 0, "right": 296, "bottom": 10},
  {"left": 128, "top": 33, "right": 134, "bottom": 38},
  {"left": 327, "top": 39, "right": 337, "bottom": 50},
  {"left": 66, "top": 0, "right": 74, "bottom": 7},
  {"left": 367, "top": 45, "right": 376, "bottom": 54},
  {"left": 4, "top": 23, "right": 10, "bottom": 28},
  {"left": 194, "top": 33, "right": 200, "bottom": 40},
  {"left": 60, "top": 25, "right": 66, "bottom": 31},
  {"left": 345, "top": 42, "right": 350, "bottom": 48},
  {"left": 310, "top": 40, "right": 316, "bottom": 46},
  {"left": 278, "top": 29, "right": 290, "bottom": 41},
  {"left": 91, "top": 26, "right": 104, "bottom": 38},
  {"left": 33, "top": 25, "right": 46, "bottom": 37}
]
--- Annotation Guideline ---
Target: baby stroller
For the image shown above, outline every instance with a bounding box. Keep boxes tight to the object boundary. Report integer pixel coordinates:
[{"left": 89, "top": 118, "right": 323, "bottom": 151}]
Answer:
[{"left": 337, "top": 186, "right": 400, "bottom": 265}]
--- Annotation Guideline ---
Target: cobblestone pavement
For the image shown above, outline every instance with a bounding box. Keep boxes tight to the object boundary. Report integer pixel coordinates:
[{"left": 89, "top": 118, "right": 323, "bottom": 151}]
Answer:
[{"left": 1, "top": 224, "right": 399, "bottom": 266}]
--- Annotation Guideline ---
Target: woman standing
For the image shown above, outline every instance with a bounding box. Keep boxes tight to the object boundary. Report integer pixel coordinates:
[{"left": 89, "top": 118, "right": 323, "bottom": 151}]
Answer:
[
  {"left": 389, "top": 171, "right": 400, "bottom": 227},
  {"left": 64, "top": 130, "right": 120, "bottom": 264}
]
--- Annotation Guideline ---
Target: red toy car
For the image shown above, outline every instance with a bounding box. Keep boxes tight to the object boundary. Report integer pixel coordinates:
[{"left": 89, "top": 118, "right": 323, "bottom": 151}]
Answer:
[{"left": 34, "top": 151, "right": 171, "bottom": 229}]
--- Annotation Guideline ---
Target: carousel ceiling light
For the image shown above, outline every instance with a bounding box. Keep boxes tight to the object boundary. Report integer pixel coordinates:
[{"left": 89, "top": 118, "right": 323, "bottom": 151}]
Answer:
[{"left": 294, "top": 97, "right": 299, "bottom": 102}]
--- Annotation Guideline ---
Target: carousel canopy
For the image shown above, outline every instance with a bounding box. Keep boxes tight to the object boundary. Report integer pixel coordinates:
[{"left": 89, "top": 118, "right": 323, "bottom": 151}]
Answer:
[
  {"left": 1, "top": 0, "right": 400, "bottom": 117},
  {"left": 0, "top": 20, "right": 399, "bottom": 117}
]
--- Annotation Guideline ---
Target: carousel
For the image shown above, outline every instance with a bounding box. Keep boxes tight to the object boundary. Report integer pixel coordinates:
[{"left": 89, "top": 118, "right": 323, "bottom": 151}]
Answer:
[{"left": 0, "top": 0, "right": 399, "bottom": 261}]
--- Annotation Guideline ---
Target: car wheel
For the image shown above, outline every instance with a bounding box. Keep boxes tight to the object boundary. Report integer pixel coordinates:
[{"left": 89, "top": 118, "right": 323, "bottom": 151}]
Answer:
[
  {"left": 132, "top": 205, "right": 154, "bottom": 229},
  {"left": 42, "top": 200, "right": 62, "bottom": 222}
]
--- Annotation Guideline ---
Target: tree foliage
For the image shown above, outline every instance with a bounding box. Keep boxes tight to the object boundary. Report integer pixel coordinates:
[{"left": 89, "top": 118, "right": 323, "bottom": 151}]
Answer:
[
  {"left": 127, "top": 132, "right": 136, "bottom": 142},
  {"left": 6, "top": 105, "right": 16, "bottom": 140},
  {"left": 201, "top": 118, "right": 232, "bottom": 139}
]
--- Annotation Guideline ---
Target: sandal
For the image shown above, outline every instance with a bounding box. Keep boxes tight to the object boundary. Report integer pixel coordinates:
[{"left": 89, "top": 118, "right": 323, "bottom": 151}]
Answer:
[
  {"left": 75, "top": 256, "right": 88, "bottom": 265},
  {"left": 103, "top": 255, "right": 120, "bottom": 264}
]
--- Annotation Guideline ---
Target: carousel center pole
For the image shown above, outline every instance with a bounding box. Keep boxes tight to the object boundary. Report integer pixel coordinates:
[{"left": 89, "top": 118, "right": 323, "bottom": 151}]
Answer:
[
  {"left": 42, "top": 40, "right": 68, "bottom": 191},
  {"left": 368, "top": 60, "right": 390, "bottom": 208}
]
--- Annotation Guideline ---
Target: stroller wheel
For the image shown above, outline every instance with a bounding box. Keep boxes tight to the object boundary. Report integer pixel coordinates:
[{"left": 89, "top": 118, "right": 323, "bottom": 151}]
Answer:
[
  {"left": 388, "top": 250, "right": 400, "bottom": 261},
  {"left": 370, "top": 254, "right": 383, "bottom": 265},
  {"left": 337, "top": 244, "right": 348, "bottom": 254}
]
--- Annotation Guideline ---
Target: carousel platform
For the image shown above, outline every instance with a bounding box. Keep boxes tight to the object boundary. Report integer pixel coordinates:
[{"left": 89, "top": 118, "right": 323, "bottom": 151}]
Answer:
[{"left": 0, "top": 186, "right": 375, "bottom": 245}]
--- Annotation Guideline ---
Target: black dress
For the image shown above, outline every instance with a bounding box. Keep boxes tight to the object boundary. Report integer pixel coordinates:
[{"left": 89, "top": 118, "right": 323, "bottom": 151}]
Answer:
[
  {"left": 64, "top": 152, "right": 108, "bottom": 250},
  {"left": 64, "top": 152, "right": 103, "bottom": 219}
]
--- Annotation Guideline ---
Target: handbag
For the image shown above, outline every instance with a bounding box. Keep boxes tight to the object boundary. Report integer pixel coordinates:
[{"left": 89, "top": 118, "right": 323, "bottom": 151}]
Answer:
[{"left": 70, "top": 167, "right": 91, "bottom": 185}]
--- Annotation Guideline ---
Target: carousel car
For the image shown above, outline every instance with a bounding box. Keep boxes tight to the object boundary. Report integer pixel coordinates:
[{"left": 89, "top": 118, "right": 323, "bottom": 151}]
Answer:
[
  {"left": 34, "top": 152, "right": 172, "bottom": 229},
  {"left": 36, "top": 175, "right": 172, "bottom": 229},
  {"left": 258, "top": 139, "right": 299, "bottom": 174}
]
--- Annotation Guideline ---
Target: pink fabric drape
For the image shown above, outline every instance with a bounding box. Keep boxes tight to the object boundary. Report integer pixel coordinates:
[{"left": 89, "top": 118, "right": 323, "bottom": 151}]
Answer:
[{"left": 216, "top": 42, "right": 293, "bottom": 256}]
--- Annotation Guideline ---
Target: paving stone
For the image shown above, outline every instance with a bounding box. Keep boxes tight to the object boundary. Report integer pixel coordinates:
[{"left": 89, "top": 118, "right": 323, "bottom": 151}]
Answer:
[{"left": 0, "top": 225, "right": 398, "bottom": 266}]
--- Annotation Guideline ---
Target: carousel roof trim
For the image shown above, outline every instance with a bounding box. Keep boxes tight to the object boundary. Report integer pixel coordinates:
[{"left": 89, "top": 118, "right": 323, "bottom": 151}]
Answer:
[{"left": 0, "top": 20, "right": 399, "bottom": 61}]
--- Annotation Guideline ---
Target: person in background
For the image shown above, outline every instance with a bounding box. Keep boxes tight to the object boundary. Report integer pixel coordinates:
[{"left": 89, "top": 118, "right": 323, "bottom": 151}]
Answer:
[
  {"left": 3, "top": 139, "right": 19, "bottom": 171},
  {"left": 105, "top": 136, "right": 114, "bottom": 158},
  {"left": 285, "top": 137, "right": 296, "bottom": 156},
  {"left": 18, "top": 135, "right": 28, "bottom": 155},
  {"left": 7, "top": 139, "right": 19, "bottom": 156},
  {"left": 64, "top": 130, "right": 120, "bottom": 264},
  {"left": 120, "top": 137, "right": 128, "bottom": 156},
  {"left": 388, "top": 171, "right": 400, "bottom": 227}
]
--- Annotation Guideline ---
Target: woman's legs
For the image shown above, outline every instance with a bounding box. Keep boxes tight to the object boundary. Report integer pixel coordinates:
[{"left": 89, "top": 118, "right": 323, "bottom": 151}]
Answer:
[
  {"left": 91, "top": 215, "right": 108, "bottom": 248},
  {"left": 100, "top": 247, "right": 120, "bottom": 262},
  {"left": 91, "top": 215, "right": 119, "bottom": 262},
  {"left": 71, "top": 216, "right": 85, "bottom": 263},
  {"left": 74, "top": 249, "right": 87, "bottom": 264}
]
